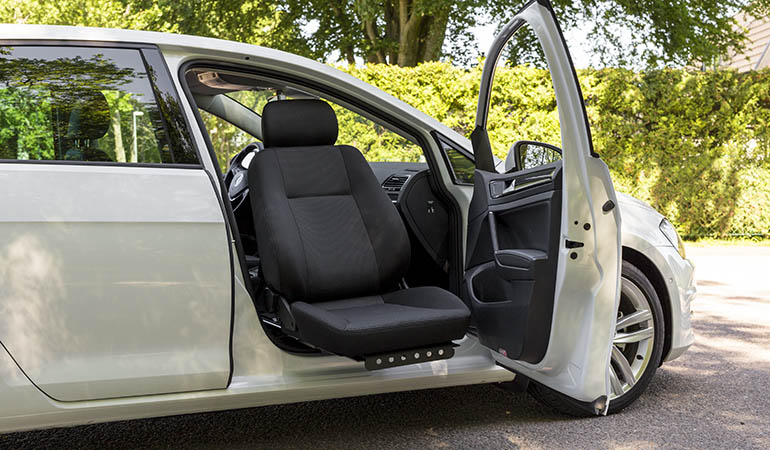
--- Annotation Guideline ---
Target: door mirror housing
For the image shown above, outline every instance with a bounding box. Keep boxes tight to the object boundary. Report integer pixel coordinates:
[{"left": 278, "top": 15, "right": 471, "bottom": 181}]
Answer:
[{"left": 505, "top": 140, "right": 562, "bottom": 172}]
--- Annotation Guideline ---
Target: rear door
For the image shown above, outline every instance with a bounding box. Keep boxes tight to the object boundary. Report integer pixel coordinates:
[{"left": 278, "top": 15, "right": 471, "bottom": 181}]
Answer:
[
  {"left": 0, "top": 44, "right": 232, "bottom": 401},
  {"left": 465, "top": 0, "right": 622, "bottom": 413}
]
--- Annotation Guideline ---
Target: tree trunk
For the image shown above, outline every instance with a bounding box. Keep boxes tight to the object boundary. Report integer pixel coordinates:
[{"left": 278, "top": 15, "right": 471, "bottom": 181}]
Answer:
[
  {"left": 110, "top": 107, "right": 126, "bottom": 163},
  {"left": 329, "top": 0, "right": 357, "bottom": 64},
  {"left": 336, "top": 0, "right": 452, "bottom": 66},
  {"left": 392, "top": 0, "right": 450, "bottom": 66},
  {"left": 396, "top": 0, "right": 421, "bottom": 66},
  {"left": 343, "top": 45, "right": 356, "bottom": 65},
  {"left": 419, "top": 6, "right": 449, "bottom": 62},
  {"left": 364, "top": 20, "right": 386, "bottom": 63},
  {"left": 384, "top": 0, "right": 399, "bottom": 64}
]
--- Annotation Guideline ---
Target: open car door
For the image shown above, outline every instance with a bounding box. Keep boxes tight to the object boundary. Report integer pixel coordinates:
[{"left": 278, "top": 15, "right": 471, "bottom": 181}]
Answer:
[{"left": 465, "top": 0, "right": 622, "bottom": 414}]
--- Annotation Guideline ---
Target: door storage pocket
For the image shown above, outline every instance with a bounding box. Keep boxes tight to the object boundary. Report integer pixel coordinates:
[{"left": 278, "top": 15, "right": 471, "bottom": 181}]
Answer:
[{"left": 466, "top": 262, "right": 533, "bottom": 359}]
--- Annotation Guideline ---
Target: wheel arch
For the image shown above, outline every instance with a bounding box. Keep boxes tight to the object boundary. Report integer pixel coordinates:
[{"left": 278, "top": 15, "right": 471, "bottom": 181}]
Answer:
[{"left": 621, "top": 246, "right": 672, "bottom": 366}]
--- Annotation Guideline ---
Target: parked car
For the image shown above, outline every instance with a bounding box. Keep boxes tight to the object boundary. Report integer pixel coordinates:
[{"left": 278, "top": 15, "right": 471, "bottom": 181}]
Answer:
[{"left": 0, "top": 0, "right": 695, "bottom": 433}]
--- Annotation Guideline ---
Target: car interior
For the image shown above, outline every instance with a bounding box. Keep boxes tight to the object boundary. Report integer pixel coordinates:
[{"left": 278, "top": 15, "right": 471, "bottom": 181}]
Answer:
[
  {"left": 186, "top": 68, "right": 472, "bottom": 369},
  {"left": 55, "top": 90, "right": 114, "bottom": 162},
  {"left": 185, "top": 67, "right": 564, "bottom": 370}
]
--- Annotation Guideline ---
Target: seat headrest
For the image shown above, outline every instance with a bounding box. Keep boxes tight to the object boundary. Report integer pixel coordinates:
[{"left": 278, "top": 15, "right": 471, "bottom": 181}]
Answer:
[
  {"left": 66, "top": 90, "right": 111, "bottom": 141},
  {"left": 261, "top": 99, "right": 338, "bottom": 148}
]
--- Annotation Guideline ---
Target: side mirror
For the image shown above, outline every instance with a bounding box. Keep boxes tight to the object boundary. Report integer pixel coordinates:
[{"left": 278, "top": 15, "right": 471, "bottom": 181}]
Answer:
[{"left": 504, "top": 140, "right": 562, "bottom": 172}]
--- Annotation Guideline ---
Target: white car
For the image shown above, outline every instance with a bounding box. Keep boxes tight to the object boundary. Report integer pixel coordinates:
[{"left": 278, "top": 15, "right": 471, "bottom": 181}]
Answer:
[{"left": 0, "top": 0, "right": 694, "bottom": 433}]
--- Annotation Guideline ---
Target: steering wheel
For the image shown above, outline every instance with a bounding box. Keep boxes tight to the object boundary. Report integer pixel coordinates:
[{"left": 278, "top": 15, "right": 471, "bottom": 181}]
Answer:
[{"left": 225, "top": 142, "right": 263, "bottom": 208}]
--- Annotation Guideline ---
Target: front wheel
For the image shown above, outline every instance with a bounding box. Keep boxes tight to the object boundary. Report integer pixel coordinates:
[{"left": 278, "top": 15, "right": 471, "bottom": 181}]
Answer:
[{"left": 528, "top": 261, "right": 665, "bottom": 415}]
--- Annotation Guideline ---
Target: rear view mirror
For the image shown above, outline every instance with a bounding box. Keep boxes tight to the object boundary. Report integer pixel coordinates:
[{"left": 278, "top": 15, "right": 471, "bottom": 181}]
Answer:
[{"left": 505, "top": 140, "right": 562, "bottom": 172}]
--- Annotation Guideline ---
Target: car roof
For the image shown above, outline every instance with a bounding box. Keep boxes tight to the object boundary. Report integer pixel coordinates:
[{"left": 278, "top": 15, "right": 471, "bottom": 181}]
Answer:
[
  {"left": 0, "top": 24, "right": 474, "bottom": 153},
  {"left": 0, "top": 23, "right": 299, "bottom": 62}
]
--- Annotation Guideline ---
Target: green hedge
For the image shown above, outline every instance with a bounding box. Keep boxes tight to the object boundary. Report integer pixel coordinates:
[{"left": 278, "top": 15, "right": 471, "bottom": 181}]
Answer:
[{"left": 342, "top": 63, "right": 770, "bottom": 239}]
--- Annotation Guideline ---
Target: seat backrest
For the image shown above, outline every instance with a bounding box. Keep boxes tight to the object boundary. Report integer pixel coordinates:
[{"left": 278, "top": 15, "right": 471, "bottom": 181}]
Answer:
[
  {"left": 248, "top": 99, "right": 411, "bottom": 302},
  {"left": 60, "top": 89, "right": 113, "bottom": 162}
]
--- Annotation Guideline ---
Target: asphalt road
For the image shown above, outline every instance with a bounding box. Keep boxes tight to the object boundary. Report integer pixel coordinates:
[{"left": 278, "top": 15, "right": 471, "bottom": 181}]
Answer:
[{"left": 2, "top": 245, "right": 769, "bottom": 449}]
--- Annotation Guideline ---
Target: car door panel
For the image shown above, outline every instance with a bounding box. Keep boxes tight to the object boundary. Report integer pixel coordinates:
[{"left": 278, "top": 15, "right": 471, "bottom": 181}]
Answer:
[
  {"left": 465, "top": 163, "right": 562, "bottom": 363},
  {"left": 468, "top": 0, "right": 621, "bottom": 412},
  {"left": 0, "top": 164, "right": 232, "bottom": 401}
]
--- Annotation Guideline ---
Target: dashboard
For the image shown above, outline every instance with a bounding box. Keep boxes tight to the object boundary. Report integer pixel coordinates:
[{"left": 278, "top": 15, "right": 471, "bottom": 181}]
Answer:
[{"left": 369, "top": 162, "right": 451, "bottom": 272}]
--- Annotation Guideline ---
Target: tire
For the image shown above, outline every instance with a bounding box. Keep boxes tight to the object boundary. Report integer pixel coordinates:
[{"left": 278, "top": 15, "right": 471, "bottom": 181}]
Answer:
[{"left": 528, "top": 261, "right": 665, "bottom": 416}]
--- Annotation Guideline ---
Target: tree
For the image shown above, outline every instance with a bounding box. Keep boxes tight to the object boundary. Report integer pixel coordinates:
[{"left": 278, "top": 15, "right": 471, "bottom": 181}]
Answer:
[
  {"left": 555, "top": 0, "right": 770, "bottom": 67},
  {"left": 274, "top": 0, "right": 487, "bottom": 66},
  {"left": 2, "top": 0, "right": 770, "bottom": 67},
  {"left": 273, "top": 0, "right": 770, "bottom": 67},
  {"left": 0, "top": 0, "right": 309, "bottom": 56}
]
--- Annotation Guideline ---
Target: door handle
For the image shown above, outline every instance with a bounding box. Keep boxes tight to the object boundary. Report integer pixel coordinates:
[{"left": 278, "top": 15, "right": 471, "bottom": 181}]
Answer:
[
  {"left": 489, "top": 173, "right": 553, "bottom": 199},
  {"left": 489, "top": 179, "right": 514, "bottom": 199}
]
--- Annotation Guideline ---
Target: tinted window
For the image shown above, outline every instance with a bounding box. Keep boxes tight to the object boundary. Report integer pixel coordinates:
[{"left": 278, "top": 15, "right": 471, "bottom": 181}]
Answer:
[
  {"left": 446, "top": 148, "right": 475, "bottom": 184},
  {"left": 0, "top": 46, "right": 197, "bottom": 164},
  {"left": 437, "top": 137, "right": 475, "bottom": 184}
]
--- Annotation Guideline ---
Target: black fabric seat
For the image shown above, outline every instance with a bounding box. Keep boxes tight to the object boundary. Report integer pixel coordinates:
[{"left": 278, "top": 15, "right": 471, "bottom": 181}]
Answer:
[
  {"left": 292, "top": 286, "right": 470, "bottom": 356},
  {"left": 248, "top": 99, "right": 470, "bottom": 358},
  {"left": 61, "top": 90, "right": 113, "bottom": 162}
]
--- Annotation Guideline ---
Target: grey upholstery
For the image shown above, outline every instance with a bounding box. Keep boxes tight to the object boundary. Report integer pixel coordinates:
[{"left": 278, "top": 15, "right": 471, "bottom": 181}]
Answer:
[{"left": 248, "top": 99, "right": 470, "bottom": 357}]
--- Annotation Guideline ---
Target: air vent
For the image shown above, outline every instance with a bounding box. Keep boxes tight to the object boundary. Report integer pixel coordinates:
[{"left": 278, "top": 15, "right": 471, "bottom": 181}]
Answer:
[
  {"left": 382, "top": 175, "right": 409, "bottom": 192},
  {"left": 382, "top": 174, "right": 409, "bottom": 202}
]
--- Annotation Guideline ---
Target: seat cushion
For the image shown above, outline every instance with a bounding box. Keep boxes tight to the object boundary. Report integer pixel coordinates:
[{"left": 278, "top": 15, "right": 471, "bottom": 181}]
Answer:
[{"left": 290, "top": 286, "right": 471, "bottom": 357}]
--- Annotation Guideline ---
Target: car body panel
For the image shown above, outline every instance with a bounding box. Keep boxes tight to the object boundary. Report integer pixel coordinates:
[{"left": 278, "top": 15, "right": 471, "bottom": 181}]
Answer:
[
  {"left": 0, "top": 164, "right": 232, "bottom": 401},
  {"left": 2, "top": 287, "right": 514, "bottom": 433},
  {"left": 615, "top": 193, "right": 696, "bottom": 361}
]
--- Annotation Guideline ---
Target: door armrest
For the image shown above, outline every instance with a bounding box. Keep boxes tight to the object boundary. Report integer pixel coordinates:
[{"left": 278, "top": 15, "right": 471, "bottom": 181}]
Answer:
[{"left": 494, "top": 249, "right": 547, "bottom": 278}]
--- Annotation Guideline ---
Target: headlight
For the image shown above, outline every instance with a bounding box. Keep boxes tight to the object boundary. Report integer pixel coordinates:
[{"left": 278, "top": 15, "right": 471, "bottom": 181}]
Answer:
[{"left": 659, "top": 218, "right": 686, "bottom": 259}]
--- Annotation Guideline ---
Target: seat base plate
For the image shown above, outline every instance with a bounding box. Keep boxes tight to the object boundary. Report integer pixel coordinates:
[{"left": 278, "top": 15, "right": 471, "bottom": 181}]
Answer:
[{"left": 364, "top": 343, "right": 455, "bottom": 370}]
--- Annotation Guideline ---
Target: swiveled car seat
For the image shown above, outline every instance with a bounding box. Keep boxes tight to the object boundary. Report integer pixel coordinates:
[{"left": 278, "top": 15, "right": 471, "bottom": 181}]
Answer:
[{"left": 248, "top": 99, "right": 470, "bottom": 360}]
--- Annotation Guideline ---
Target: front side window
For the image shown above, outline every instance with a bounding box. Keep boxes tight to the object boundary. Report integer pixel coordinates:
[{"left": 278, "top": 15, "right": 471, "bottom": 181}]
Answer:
[
  {"left": 330, "top": 102, "right": 423, "bottom": 163},
  {"left": 0, "top": 46, "right": 197, "bottom": 164},
  {"left": 229, "top": 89, "right": 424, "bottom": 164},
  {"left": 486, "top": 23, "right": 562, "bottom": 169},
  {"left": 189, "top": 70, "right": 425, "bottom": 171},
  {"left": 199, "top": 109, "right": 255, "bottom": 170}
]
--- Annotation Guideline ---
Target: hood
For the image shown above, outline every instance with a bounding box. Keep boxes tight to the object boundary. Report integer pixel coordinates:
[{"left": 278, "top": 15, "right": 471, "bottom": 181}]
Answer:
[
  {"left": 616, "top": 192, "right": 660, "bottom": 216},
  {"left": 617, "top": 191, "right": 649, "bottom": 208}
]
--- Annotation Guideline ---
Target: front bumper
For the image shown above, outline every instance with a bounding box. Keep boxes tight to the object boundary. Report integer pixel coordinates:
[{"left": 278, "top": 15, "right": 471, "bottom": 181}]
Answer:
[{"left": 654, "top": 245, "right": 696, "bottom": 362}]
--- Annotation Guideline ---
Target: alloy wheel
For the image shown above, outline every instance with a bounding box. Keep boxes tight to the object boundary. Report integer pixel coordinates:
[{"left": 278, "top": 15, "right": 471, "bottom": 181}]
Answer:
[{"left": 609, "top": 277, "right": 656, "bottom": 399}]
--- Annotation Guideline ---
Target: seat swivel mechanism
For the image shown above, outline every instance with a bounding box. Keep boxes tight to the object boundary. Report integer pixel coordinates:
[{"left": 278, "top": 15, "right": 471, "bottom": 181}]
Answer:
[{"left": 364, "top": 343, "right": 455, "bottom": 370}]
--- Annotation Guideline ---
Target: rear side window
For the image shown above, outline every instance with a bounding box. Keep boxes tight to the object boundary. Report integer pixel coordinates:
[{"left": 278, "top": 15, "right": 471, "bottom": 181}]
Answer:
[{"left": 0, "top": 46, "right": 197, "bottom": 164}]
